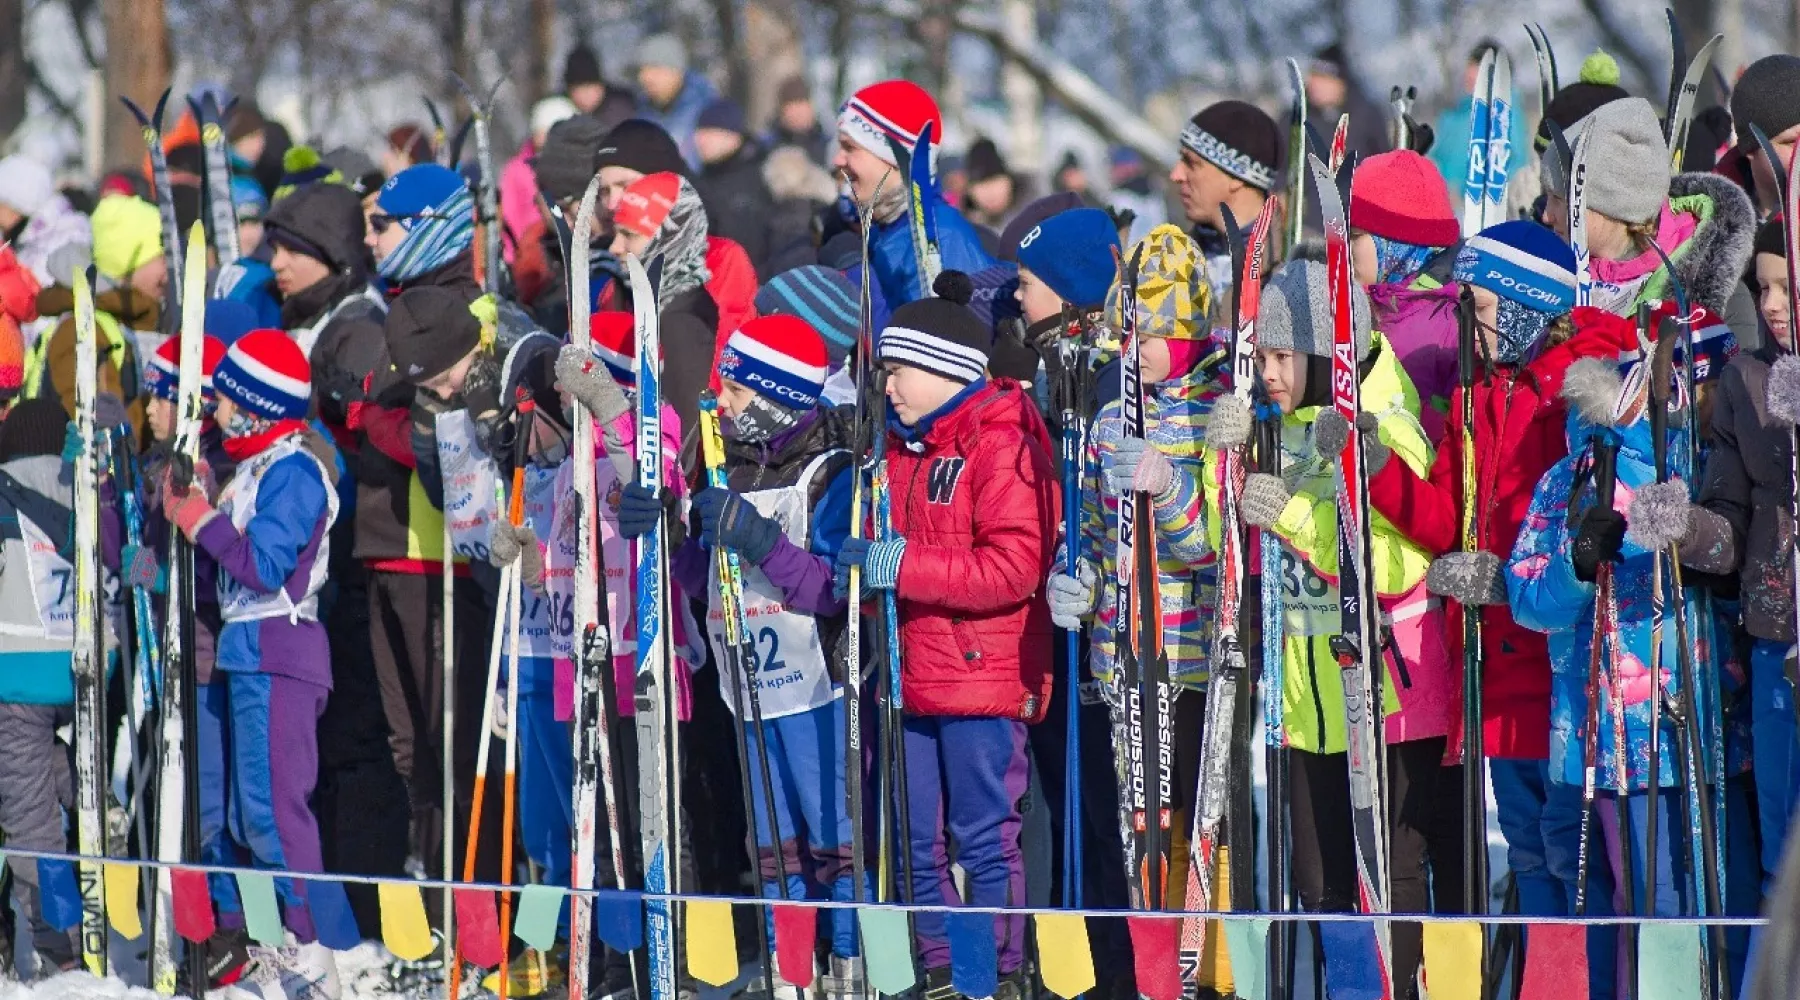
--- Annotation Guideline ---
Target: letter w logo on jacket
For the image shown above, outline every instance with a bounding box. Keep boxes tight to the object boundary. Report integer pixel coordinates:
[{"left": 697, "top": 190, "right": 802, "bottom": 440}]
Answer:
[{"left": 926, "top": 458, "right": 965, "bottom": 505}]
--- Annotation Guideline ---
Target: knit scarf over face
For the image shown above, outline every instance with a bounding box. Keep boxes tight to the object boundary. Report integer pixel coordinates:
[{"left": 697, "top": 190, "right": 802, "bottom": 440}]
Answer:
[
  {"left": 377, "top": 185, "right": 476, "bottom": 285},
  {"left": 221, "top": 412, "right": 310, "bottom": 461},
  {"left": 644, "top": 179, "right": 712, "bottom": 307},
  {"left": 1492, "top": 297, "right": 1554, "bottom": 365},
  {"left": 1372, "top": 234, "right": 1437, "bottom": 287}
]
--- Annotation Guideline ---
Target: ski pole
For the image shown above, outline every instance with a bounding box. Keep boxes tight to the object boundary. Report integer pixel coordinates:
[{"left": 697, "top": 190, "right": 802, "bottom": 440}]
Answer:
[
  {"left": 442, "top": 504, "right": 457, "bottom": 973},
  {"left": 698, "top": 393, "right": 783, "bottom": 994},
  {"left": 495, "top": 390, "right": 538, "bottom": 1000}
]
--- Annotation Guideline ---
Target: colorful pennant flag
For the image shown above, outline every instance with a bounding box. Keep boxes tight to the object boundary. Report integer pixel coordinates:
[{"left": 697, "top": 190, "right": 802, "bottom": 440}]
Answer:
[
  {"left": 1034, "top": 913, "right": 1096, "bottom": 999},
  {"left": 378, "top": 882, "right": 434, "bottom": 961},
  {"left": 1422, "top": 921, "right": 1483, "bottom": 1000},
  {"left": 1221, "top": 917, "right": 1271, "bottom": 1000},
  {"left": 514, "top": 884, "right": 565, "bottom": 953},
  {"left": 1518, "top": 922, "right": 1588, "bottom": 1000},
  {"left": 685, "top": 899, "right": 739, "bottom": 987}
]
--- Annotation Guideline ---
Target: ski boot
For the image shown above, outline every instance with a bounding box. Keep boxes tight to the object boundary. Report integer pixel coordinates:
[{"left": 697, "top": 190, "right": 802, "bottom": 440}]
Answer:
[
  {"left": 226, "top": 937, "right": 342, "bottom": 1000},
  {"left": 819, "top": 955, "right": 865, "bottom": 1000},
  {"left": 386, "top": 927, "right": 448, "bottom": 994},
  {"left": 481, "top": 947, "right": 565, "bottom": 998}
]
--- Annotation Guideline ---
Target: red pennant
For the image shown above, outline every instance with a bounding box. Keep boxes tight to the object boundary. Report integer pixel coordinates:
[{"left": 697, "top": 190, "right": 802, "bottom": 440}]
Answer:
[
  {"left": 1126, "top": 915, "right": 1182, "bottom": 1000},
  {"left": 1519, "top": 923, "right": 1588, "bottom": 1000},
  {"left": 455, "top": 888, "right": 505, "bottom": 968},
  {"left": 171, "top": 868, "right": 215, "bottom": 944},
  {"left": 773, "top": 904, "right": 815, "bottom": 987}
]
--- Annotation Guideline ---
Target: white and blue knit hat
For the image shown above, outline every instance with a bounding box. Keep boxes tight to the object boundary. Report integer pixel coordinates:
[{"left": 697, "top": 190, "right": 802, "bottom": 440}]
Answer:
[
  {"left": 1453, "top": 220, "right": 1578, "bottom": 314},
  {"left": 213, "top": 329, "right": 312, "bottom": 420},
  {"left": 717, "top": 316, "right": 828, "bottom": 409}
]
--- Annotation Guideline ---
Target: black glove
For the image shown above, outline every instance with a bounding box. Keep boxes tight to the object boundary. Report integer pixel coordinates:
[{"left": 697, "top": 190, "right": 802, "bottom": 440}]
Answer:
[
  {"left": 617, "top": 482, "right": 665, "bottom": 540},
  {"left": 694, "top": 488, "right": 782, "bottom": 564},
  {"left": 1571, "top": 507, "right": 1626, "bottom": 583}
]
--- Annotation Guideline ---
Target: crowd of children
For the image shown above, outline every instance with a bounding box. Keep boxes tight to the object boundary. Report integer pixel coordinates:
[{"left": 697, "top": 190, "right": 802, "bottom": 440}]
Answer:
[{"left": 2, "top": 37, "right": 1800, "bottom": 1000}]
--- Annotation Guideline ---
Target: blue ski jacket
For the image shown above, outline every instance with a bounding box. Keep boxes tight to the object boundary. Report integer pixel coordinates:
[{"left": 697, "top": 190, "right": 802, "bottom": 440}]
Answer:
[
  {"left": 867, "top": 199, "right": 1000, "bottom": 324},
  {"left": 1506, "top": 359, "right": 1722, "bottom": 793}
]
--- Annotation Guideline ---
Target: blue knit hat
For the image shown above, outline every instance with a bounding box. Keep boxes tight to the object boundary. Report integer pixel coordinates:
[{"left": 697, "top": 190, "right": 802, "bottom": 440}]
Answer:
[
  {"left": 231, "top": 176, "right": 268, "bottom": 221},
  {"left": 376, "top": 164, "right": 467, "bottom": 222},
  {"left": 213, "top": 329, "right": 311, "bottom": 419},
  {"left": 755, "top": 266, "right": 859, "bottom": 363},
  {"left": 1453, "top": 220, "right": 1578, "bottom": 314},
  {"left": 204, "top": 298, "right": 261, "bottom": 346},
  {"left": 1014, "top": 208, "right": 1120, "bottom": 310}
]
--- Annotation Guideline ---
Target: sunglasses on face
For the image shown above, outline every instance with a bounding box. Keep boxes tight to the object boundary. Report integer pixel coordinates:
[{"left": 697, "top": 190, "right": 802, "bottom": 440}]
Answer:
[{"left": 368, "top": 212, "right": 427, "bottom": 235}]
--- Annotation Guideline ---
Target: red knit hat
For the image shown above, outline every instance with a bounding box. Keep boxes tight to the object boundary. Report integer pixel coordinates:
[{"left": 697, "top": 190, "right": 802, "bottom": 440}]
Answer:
[
  {"left": 1348, "top": 150, "right": 1460, "bottom": 247},
  {"left": 146, "top": 333, "right": 228, "bottom": 401},
  {"left": 614, "top": 172, "right": 681, "bottom": 239},
  {"left": 838, "top": 80, "right": 943, "bottom": 170},
  {"left": 588, "top": 312, "right": 636, "bottom": 386},
  {"left": 717, "top": 316, "right": 828, "bottom": 409}
]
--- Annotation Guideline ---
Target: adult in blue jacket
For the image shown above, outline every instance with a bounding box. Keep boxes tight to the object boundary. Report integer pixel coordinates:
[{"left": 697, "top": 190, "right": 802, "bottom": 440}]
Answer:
[{"left": 831, "top": 80, "right": 999, "bottom": 323}]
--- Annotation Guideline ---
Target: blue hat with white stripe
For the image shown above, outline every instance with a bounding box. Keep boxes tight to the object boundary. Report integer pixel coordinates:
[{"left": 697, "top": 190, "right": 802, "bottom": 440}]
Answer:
[
  {"left": 755, "top": 267, "right": 859, "bottom": 365},
  {"left": 1454, "top": 220, "right": 1578, "bottom": 314}
]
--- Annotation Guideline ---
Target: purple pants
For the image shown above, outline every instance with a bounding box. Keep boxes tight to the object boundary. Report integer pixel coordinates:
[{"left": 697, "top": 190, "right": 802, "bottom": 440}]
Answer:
[{"left": 902, "top": 715, "right": 1030, "bottom": 974}]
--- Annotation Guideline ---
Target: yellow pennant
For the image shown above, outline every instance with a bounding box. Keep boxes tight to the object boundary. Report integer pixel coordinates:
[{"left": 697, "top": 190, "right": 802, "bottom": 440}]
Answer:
[
  {"left": 685, "top": 899, "right": 739, "bottom": 987},
  {"left": 1033, "top": 913, "right": 1096, "bottom": 999},
  {"left": 1422, "top": 921, "right": 1484, "bottom": 1000},
  {"left": 378, "top": 882, "right": 436, "bottom": 961},
  {"left": 102, "top": 864, "right": 142, "bottom": 940}
]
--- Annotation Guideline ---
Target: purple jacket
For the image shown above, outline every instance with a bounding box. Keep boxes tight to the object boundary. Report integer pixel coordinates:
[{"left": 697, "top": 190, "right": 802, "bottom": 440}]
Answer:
[
  {"left": 195, "top": 446, "right": 333, "bottom": 690},
  {"left": 1369, "top": 279, "right": 1460, "bottom": 444}
]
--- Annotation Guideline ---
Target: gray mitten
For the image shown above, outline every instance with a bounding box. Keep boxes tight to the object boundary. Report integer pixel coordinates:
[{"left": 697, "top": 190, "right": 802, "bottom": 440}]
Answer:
[
  {"left": 1047, "top": 560, "right": 1099, "bottom": 630},
  {"left": 1240, "top": 472, "right": 1291, "bottom": 528},
  {"left": 1205, "top": 394, "right": 1253, "bottom": 451},
  {"left": 1626, "top": 478, "right": 1695, "bottom": 551},
  {"left": 1311, "top": 407, "right": 1353, "bottom": 457},
  {"left": 490, "top": 522, "right": 546, "bottom": 594},
  {"left": 1425, "top": 551, "right": 1507, "bottom": 606},
  {"left": 555, "top": 343, "right": 631, "bottom": 424},
  {"left": 1358, "top": 412, "right": 1391, "bottom": 476},
  {"left": 1771, "top": 354, "right": 1800, "bottom": 427}
]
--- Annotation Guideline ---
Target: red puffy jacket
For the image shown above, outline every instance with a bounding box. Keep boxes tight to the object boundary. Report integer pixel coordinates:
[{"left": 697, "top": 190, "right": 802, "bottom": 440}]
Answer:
[
  {"left": 1367, "top": 308, "right": 1629, "bottom": 759},
  {"left": 885, "top": 379, "right": 1058, "bottom": 722}
]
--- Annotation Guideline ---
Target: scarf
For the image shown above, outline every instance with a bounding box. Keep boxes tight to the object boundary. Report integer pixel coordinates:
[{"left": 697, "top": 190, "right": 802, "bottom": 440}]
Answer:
[
  {"left": 1372, "top": 234, "right": 1437, "bottom": 287},
  {"left": 1491, "top": 298, "right": 1554, "bottom": 364},
  {"left": 222, "top": 416, "right": 311, "bottom": 462},
  {"left": 727, "top": 394, "right": 804, "bottom": 443},
  {"left": 644, "top": 178, "right": 712, "bottom": 306},
  {"left": 377, "top": 186, "right": 476, "bottom": 284}
]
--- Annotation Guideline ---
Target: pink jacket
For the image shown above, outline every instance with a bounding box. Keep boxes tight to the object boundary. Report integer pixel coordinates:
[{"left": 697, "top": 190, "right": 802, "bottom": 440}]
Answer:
[{"left": 499, "top": 144, "right": 542, "bottom": 265}]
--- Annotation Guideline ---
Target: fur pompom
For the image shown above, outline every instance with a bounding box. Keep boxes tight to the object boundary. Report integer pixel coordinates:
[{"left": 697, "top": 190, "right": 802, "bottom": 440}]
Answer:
[
  {"left": 1563, "top": 357, "right": 1625, "bottom": 427},
  {"left": 1767, "top": 353, "right": 1800, "bottom": 428},
  {"left": 1625, "top": 478, "right": 1694, "bottom": 551}
]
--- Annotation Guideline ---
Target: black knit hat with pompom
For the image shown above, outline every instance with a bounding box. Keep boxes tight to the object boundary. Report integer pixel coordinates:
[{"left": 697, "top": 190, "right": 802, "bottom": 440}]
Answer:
[{"left": 878, "top": 271, "right": 993, "bottom": 384}]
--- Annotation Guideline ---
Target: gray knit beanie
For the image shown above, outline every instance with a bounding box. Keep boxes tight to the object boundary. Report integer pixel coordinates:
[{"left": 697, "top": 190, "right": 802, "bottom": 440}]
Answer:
[
  {"left": 1258, "top": 259, "right": 1371, "bottom": 360},
  {"left": 1731, "top": 55, "right": 1800, "bottom": 153},
  {"left": 1537, "top": 97, "right": 1669, "bottom": 225}
]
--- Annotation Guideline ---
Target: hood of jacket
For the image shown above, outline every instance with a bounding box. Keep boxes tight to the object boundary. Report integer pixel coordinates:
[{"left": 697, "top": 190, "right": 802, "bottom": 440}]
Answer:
[{"left": 1652, "top": 171, "right": 1755, "bottom": 317}]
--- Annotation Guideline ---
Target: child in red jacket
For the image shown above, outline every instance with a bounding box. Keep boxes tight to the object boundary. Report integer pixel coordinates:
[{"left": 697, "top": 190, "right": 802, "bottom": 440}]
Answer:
[{"left": 833, "top": 272, "right": 1058, "bottom": 999}]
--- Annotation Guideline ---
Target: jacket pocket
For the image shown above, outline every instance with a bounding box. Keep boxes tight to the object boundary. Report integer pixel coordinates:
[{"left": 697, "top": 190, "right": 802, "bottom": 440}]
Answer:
[{"left": 949, "top": 614, "right": 988, "bottom": 672}]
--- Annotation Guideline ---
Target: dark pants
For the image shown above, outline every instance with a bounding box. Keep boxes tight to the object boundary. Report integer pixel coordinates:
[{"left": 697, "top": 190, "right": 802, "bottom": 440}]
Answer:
[
  {"left": 1288, "top": 737, "right": 1443, "bottom": 1000},
  {"left": 367, "top": 569, "right": 503, "bottom": 924}
]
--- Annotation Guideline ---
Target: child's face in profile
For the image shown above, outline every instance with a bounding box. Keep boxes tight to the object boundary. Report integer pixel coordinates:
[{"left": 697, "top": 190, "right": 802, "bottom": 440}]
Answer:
[
  {"left": 148, "top": 397, "right": 174, "bottom": 442},
  {"left": 1255, "top": 346, "right": 1301, "bottom": 414},
  {"left": 883, "top": 362, "right": 964, "bottom": 427}
]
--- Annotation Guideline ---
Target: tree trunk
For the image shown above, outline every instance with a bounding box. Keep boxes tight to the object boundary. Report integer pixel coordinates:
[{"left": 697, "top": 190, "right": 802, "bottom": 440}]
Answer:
[
  {"left": 103, "top": 0, "right": 169, "bottom": 169},
  {"left": 0, "top": 0, "right": 24, "bottom": 139},
  {"left": 744, "top": 0, "right": 805, "bottom": 131},
  {"left": 526, "top": 0, "right": 555, "bottom": 108},
  {"left": 1000, "top": 0, "right": 1042, "bottom": 176}
]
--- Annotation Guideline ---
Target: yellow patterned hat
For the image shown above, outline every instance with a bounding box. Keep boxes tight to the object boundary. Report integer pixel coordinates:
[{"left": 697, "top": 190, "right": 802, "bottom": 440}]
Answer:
[{"left": 1105, "top": 224, "right": 1212, "bottom": 340}]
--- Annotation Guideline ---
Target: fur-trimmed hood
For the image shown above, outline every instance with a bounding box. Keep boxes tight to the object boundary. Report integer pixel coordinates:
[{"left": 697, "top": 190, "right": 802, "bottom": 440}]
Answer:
[{"left": 1657, "top": 171, "right": 1755, "bottom": 317}]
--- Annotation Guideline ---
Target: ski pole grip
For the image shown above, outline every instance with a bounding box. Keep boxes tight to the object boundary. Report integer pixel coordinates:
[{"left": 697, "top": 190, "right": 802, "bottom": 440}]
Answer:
[{"left": 1457, "top": 286, "right": 1477, "bottom": 389}]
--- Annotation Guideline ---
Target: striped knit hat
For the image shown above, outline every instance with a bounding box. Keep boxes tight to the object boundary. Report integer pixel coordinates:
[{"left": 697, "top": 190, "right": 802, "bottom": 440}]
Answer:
[
  {"left": 146, "top": 333, "right": 227, "bottom": 402},
  {"left": 588, "top": 312, "right": 636, "bottom": 386},
  {"left": 717, "top": 316, "right": 828, "bottom": 409},
  {"left": 213, "top": 329, "right": 311, "bottom": 419},
  {"left": 1453, "top": 220, "right": 1577, "bottom": 314},
  {"left": 374, "top": 164, "right": 475, "bottom": 284},
  {"left": 838, "top": 80, "right": 942, "bottom": 170},
  {"left": 754, "top": 266, "right": 859, "bottom": 364},
  {"left": 878, "top": 271, "right": 990, "bottom": 385}
]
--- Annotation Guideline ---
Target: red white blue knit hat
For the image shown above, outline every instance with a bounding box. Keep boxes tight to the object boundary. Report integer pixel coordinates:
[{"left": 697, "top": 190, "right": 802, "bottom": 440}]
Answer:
[
  {"left": 146, "top": 334, "right": 227, "bottom": 403},
  {"left": 838, "top": 80, "right": 942, "bottom": 170},
  {"left": 213, "top": 329, "right": 311, "bottom": 420},
  {"left": 588, "top": 312, "right": 636, "bottom": 386},
  {"left": 717, "top": 316, "right": 828, "bottom": 409}
]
